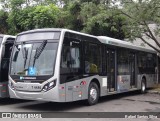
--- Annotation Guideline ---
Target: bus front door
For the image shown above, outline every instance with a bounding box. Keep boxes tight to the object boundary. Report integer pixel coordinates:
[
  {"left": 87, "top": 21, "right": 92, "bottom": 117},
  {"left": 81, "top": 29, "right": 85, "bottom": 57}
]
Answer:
[
  {"left": 129, "top": 53, "right": 136, "bottom": 88},
  {"left": 107, "top": 49, "right": 116, "bottom": 92}
]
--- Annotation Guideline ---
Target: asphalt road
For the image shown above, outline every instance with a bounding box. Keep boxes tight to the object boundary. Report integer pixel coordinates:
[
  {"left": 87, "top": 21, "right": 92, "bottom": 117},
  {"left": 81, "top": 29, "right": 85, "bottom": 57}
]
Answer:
[{"left": 0, "top": 91, "right": 160, "bottom": 121}]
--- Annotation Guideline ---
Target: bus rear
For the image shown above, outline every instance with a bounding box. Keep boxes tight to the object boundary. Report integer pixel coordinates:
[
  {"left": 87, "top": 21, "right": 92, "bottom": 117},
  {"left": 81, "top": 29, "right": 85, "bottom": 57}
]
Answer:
[
  {"left": 0, "top": 35, "right": 15, "bottom": 98},
  {"left": 8, "top": 29, "right": 64, "bottom": 102}
]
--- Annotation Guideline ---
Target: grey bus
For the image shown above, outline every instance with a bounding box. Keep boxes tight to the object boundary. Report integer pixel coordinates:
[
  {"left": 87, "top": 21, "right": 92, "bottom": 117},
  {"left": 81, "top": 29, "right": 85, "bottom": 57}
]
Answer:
[
  {"left": 8, "top": 29, "right": 158, "bottom": 105},
  {"left": 0, "top": 35, "right": 15, "bottom": 98}
]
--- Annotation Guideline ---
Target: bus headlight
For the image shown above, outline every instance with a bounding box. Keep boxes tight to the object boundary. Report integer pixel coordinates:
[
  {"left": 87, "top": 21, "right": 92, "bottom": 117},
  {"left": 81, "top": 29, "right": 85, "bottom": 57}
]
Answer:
[
  {"left": 9, "top": 81, "right": 15, "bottom": 90},
  {"left": 42, "top": 79, "right": 56, "bottom": 92}
]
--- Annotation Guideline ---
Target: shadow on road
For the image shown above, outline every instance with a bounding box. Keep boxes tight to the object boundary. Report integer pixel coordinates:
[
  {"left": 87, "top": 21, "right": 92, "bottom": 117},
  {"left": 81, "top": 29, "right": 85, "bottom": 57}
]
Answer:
[
  {"left": 0, "top": 98, "right": 31, "bottom": 105},
  {"left": 99, "top": 90, "right": 141, "bottom": 103},
  {"left": 18, "top": 91, "right": 143, "bottom": 111},
  {"left": 19, "top": 101, "right": 86, "bottom": 112}
]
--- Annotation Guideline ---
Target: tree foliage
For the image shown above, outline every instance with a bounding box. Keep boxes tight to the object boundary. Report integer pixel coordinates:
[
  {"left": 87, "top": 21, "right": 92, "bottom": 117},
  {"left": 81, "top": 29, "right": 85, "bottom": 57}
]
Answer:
[
  {"left": 0, "top": 0, "right": 128, "bottom": 39},
  {"left": 80, "top": 2, "right": 126, "bottom": 39},
  {"left": 0, "top": 0, "right": 160, "bottom": 53},
  {"left": 119, "top": 0, "right": 160, "bottom": 52},
  {"left": 0, "top": 10, "right": 8, "bottom": 34},
  {"left": 7, "top": 2, "right": 61, "bottom": 34}
]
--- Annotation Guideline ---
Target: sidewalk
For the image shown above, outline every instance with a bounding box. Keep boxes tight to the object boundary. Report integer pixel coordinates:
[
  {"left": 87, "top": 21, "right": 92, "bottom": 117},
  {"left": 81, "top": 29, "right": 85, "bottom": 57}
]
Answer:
[{"left": 147, "top": 84, "right": 160, "bottom": 94}]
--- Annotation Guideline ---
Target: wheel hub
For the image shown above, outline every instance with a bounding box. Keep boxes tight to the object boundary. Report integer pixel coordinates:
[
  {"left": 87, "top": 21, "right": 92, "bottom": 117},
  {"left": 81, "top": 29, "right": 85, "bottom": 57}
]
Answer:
[
  {"left": 90, "top": 88, "right": 97, "bottom": 101},
  {"left": 142, "top": 82, "right": 145, "bottom": 91}
]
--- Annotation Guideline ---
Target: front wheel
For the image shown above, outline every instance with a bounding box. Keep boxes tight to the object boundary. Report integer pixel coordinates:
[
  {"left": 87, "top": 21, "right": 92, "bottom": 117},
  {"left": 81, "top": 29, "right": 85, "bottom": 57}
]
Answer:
[
  {"left": 141, "top": 79, "right": 146, "bottom": 93},
  {"left": 87, "top": 82, "right": 100, "bottom": 106}
]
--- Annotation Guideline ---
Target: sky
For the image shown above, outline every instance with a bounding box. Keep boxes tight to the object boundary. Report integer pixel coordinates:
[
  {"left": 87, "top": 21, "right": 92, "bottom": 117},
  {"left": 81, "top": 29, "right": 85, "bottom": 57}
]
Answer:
[{"left": 0, "top": 3, "right": 2, "bottom": 9}]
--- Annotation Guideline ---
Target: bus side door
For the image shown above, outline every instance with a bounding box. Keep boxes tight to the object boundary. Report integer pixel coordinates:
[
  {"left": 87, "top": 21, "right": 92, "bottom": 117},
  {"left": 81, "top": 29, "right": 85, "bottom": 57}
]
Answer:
[
  {"left": 60, "top": 36, "right": 82, "bottom": 102},
  {"left": 106, "top": 49, "right": 116, "bottom": 92}
]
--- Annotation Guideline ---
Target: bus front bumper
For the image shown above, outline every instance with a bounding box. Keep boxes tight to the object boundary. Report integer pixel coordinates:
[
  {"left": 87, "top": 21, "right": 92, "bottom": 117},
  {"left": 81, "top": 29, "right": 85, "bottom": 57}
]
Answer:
[{"left": 8, "top": 86, "right": 61, "bottom": 102}]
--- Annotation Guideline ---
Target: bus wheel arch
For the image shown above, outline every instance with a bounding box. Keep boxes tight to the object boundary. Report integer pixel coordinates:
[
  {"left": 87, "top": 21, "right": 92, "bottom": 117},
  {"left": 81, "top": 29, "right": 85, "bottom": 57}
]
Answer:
[
  {"left": 141, "top": 76, "right": 147, "bottom": 93},
  {"left": 91, "top": 79, "right": 100, "bottom": 92},
  {"left": 87, "top": 78, "right": 100, "bottom": 106}
]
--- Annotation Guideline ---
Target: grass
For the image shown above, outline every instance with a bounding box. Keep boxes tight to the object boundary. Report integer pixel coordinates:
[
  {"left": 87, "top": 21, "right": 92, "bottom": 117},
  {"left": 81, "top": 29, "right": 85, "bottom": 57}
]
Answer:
[
  {"left": 156, "top": 84, "right": 160, "bottom": 87},
  {"left": 151, "top": 84, "right": 160, "bottom": 91}
]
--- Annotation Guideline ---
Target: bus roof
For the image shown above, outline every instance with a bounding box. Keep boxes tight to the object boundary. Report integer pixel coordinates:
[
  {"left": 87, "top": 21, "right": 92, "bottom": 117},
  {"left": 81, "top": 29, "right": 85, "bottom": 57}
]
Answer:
[
  {"left": 17, "top": 28, "right": 156, "bottom": 54},
  {"left": 0, "top": 34, "right": 4, "bottom": 37},
  {"left": 98, "top": 36, "right": 156, "bottom": 54},
  {"left": 17, "top": 28, "right": 97, "bottom": 38},
  {"left": 0, "top": 34, "right": 15, "bottom": 38}
]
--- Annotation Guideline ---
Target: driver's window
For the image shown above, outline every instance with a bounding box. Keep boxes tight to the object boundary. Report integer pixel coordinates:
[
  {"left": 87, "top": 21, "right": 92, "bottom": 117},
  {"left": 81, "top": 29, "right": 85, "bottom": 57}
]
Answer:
[
  {"left": 61, "top": 46, "right": 80, "bottom": 68},
  {"left": 61, "top": 37, "right": 80, "bottom": 69}
]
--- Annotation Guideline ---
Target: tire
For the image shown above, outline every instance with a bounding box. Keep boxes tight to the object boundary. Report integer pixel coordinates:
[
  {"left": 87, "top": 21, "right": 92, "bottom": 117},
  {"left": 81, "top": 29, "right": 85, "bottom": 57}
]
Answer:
[
  {"left": 87, "top": 82, "right": 100, "bottom": 106},
  {"left": 141, "top": 79, "right": 146, "bottom": 93}
]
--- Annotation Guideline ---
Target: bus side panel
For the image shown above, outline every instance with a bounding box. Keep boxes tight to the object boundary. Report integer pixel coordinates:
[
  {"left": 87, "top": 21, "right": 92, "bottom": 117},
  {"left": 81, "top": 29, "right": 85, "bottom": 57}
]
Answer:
[
  {"left": 146, "top": 74, "right": 157, "bottom": 88},
  {"left": 57, "top": 83, "right": 66, "bottom": 102},
  {"left": 65, "top": 75, "right": 103, "bottom": 102},
  {"left": 137, "top": 74, "right": 157, "bottom": 89},
  {"left": 100, "top": 76, "right": 108, "bottom": 96},
  {"left": 65, "top": 79, "right": 83, "bottom": 102},
  {"left": 117, "top": 75, "right": 130, "bottom": 92}
]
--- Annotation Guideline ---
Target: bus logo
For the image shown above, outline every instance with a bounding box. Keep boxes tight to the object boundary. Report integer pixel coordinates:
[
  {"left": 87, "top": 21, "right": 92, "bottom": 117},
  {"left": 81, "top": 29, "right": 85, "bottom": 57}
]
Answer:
[{"left": 120, "top": 76, "right": 128, "bottom": 83}]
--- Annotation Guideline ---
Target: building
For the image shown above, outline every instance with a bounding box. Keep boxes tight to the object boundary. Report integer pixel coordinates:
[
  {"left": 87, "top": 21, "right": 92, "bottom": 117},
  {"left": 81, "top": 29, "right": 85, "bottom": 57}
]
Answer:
[{"left": 132, "top": 24, "right": 160, "bottom": 51}]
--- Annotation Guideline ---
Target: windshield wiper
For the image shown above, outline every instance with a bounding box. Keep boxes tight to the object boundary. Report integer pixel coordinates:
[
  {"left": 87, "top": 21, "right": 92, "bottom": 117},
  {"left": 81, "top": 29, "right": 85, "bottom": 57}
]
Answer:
[
  {"left": 21, "top": 42, "right": 28, "bottom": 68},
  {"left": 24, "top": 47, "right": 28, "bottom": 68},
  {"left": 33, "top": 40, "right": 47, "bottom": 67}
]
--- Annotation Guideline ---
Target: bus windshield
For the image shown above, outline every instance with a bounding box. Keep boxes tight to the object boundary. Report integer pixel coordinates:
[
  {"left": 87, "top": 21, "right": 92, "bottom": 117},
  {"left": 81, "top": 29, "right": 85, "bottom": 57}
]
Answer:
[{"left": 10, "top": 41, "right": 58, "bottom": 76}]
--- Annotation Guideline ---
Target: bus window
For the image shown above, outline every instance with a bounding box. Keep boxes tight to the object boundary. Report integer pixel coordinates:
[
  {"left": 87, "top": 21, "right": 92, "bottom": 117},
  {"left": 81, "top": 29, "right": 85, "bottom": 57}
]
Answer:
[
  {"left": 137, "top": 52, "right": 147, "bottom": 68},
  {"left": 84, "top": 42, "right": 102, "bottom": 74},
  {"left": 61, "top": 37, "right": 81, "bottom": 73},
  {"left": 137, "top": 52, "right": 157, "bottom": 74},
  {"left": 117, "top": 49, "right": 129, "bottom": 75},
  {"left": 61, "top": 47, "right": 80, "bottom": 68}
]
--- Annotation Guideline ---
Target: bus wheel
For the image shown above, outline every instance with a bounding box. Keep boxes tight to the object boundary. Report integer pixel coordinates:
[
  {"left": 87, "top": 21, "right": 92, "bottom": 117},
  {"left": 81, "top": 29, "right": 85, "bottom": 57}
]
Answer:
[
  {"left": 87, "top": 82, "right": 100, "bottom": 105},
  {"left": 141, "top": 79, "right": 146, "bottom": 93}
]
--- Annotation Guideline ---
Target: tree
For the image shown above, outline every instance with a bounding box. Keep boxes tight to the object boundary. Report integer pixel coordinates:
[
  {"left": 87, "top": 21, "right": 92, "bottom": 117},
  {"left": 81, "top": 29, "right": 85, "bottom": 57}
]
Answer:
[
  {"left": 65, "top": 1, "right": 84, "bottom": 31},
  {"left": 59, "top": 1, "right": 126, "bottom": 39},
  {"left": 0, "top": 0, "right": 128, "bottom": 39},
  {"left": 7, "top": 3, "right": 61, "bottom": 34},
  {"left": 7, "top": 0, "right": 27, "bottom": 34},
  {"left": 80, "top": 2, "right": 126, "bottom": 39},
  {"left": 119, "top": 0, "right": 160, "bottom": 53},
  {"left": 0, "top": 10, "right": 8, "bottom": 34}
]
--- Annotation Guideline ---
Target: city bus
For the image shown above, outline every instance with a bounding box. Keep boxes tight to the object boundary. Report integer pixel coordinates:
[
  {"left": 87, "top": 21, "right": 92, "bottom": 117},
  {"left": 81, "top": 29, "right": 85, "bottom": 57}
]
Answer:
[
  {"left": 8, "top": 29, "right": 158, "bottom": 105},
  {"left": 0, "top": 34, "right": 15, "bottom": 98}
]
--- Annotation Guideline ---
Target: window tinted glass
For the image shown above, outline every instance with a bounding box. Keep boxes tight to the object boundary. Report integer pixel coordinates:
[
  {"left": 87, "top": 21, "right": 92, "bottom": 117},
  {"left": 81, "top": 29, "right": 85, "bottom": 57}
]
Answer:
[
  {"left": 146, "top": 53, "right": 156, "bottom": 68},
  {"left": 84, "top": 42, "right": 102, "bottom": 73},
  {"left": 61, "top": 47, "right": 80, "bottom": 68},
  {"left": 117, "top": 49, "right": 129, "bottom": 75},
  {"left": 137, "top": 52, "right": 147, "bottom": 68},
  {"left": 61, "top": 37, "right": 81, "bottom": 69},
  {"left": 137, "top": 52, "right": 156, "bottom": 74}
]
